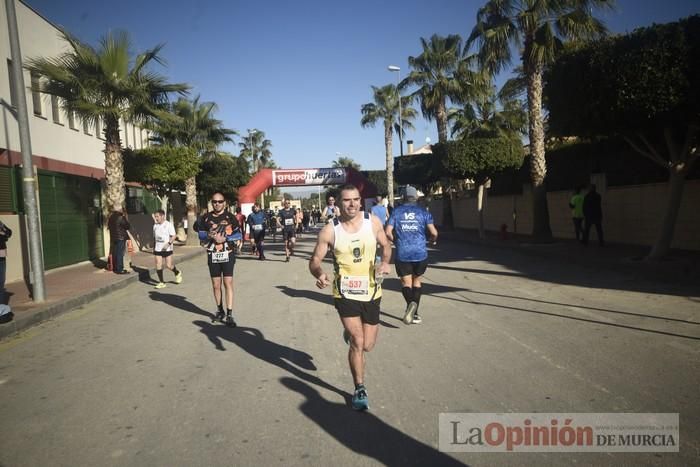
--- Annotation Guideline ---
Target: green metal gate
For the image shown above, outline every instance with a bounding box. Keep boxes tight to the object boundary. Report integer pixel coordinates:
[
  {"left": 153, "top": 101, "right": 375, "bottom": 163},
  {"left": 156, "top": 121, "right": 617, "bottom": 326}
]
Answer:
[{"left": 38, "top": 171, "right": 104, "bottom": 269}]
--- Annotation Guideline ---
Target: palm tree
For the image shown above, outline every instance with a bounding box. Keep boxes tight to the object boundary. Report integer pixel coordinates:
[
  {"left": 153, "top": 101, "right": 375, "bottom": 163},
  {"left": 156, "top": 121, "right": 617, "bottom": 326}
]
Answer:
[
  {"left": 361, "top": 84, "right": 416, "bottom": 206},
  {"left": 332, "top": 156, "right": 361, "bottom": 171},
  {"left": 149, "top": 96, "right": 236, "bottom": 244},
  {"left": 239, "top": 129, "right": 273, "bottom": 173},
  {"left": 239, "top": 129, "right": 273, "bottom": 207},
  {"left": 449, "top": 83, "right": 527, "bottom": 139},
  {"left": 402, "top": 34, "right": 478, "bottom": 144},
  {"left": 25, "top": 30, "right": 188, "bottom": 211},
  {"left": 467, "top": 0, "right": 612, "bottom": 241}
]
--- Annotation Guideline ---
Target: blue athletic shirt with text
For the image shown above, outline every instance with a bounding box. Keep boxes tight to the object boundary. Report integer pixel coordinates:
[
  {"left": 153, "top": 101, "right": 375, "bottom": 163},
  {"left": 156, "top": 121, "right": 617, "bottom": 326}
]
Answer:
[
  {"left": 387, "top": 203, "right": 434, "bottom": 262},
  {"left": 247, "top": 211, "right": 267, "bottom": 228}
]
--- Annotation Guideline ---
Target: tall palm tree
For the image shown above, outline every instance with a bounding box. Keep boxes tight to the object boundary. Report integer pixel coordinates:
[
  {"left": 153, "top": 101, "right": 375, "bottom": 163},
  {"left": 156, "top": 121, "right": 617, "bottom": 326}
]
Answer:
[
  {"left": 467, "top": 0, "right": 613, "bottom": 240},
  {"left": 149, "top": 96, "right": 236, "bottom": 244},
  {"left": 361, "top": 84, "right": 416, "bottom": 206},
  {"left": 239, "top": 129, "right": 273, "bottom": 206},
  {"left": 25, "top": 30, "right": 188, "bottom": 211},
  {"left": 402, "top": 34, "right": 478, "bottom": 143},
  {"left": 239, "top": 129, "right": 273, "bottom": 173}
]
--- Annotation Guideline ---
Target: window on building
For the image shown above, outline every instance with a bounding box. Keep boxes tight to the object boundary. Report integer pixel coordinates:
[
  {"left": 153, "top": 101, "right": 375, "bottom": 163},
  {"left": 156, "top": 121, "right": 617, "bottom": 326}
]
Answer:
[
  {"left": 95, "top": 117, "right": 102, "bottom": 139},
  {"left": 51, "top": 95, "right": 62, "bottom": 124},
  {"left": 6, "top": 59, "right": 18, "bottom": 107},
  {"left": 68, "top": 111, "right": 77, "bottom": 130},
  {"left": 30, "top": 72, "right": 42, "bottom": 116},
  {"left": 83, "top": 117, "right": 91, "bottom": 135}
]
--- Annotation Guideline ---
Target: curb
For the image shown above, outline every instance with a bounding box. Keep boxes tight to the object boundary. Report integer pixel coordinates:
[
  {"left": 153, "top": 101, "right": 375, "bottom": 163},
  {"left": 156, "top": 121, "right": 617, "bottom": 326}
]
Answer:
[{"left": 0, "top": 248, "right": 204, "bottom": 341}]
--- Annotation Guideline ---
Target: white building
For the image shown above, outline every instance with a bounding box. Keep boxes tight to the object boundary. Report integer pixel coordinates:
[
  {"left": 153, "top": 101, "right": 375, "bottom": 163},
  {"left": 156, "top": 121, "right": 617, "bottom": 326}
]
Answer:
[{"left": 0, "top": 0, "right": 152, "bottom": 284}]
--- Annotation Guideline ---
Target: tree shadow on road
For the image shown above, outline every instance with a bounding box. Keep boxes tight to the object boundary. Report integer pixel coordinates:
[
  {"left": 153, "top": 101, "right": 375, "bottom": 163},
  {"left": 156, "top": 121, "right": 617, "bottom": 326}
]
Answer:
[
  {"left": 430, "top": 239, "right": 700, "bottom": 298},
  {"left": 279, "top": 377, "right": 468, "bottom": 466},
  {"left": 193, "top": 321, "right": 350, "bottom": 401}
]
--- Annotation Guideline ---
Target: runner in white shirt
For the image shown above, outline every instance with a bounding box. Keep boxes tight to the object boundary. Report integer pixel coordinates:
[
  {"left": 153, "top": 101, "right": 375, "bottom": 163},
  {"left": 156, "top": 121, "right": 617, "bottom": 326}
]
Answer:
[{"left": 153, "top": 209, "right": 183, "bottom": 289}]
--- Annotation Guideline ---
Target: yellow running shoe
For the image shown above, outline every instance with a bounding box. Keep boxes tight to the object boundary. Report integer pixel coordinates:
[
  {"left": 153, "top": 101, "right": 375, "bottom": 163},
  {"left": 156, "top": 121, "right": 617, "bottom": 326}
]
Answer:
[
  {"left": 174, "top": 271, "right": 183, "bottom": 284},
  {"left": 154, "top": 282, "right": 166, "bottom": 289}
]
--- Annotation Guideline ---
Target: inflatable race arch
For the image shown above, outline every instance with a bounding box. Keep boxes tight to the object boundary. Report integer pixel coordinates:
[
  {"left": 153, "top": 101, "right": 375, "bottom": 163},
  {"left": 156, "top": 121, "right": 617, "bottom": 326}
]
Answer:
[{"left": 237, "top": 167, "right": 377, "bottom": 215}]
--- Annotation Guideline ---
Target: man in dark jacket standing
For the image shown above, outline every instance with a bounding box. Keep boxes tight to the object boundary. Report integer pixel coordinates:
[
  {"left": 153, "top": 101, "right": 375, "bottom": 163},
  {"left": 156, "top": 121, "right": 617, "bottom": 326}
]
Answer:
[
  {"left": 582, "top": 184, "right": 604, "bottom": 247},
  {"left": 0, "top": 220, "right": 12, "bottom": 303},
  {"left": 108, "top": 207, "right": 131, "bottom": 274}
]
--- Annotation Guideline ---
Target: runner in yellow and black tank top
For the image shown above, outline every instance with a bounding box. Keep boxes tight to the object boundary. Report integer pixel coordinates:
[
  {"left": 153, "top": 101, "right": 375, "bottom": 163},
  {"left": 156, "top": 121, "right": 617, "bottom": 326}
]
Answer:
[{"left": 332, "top": 212, "right": 381, "bottom": 302}]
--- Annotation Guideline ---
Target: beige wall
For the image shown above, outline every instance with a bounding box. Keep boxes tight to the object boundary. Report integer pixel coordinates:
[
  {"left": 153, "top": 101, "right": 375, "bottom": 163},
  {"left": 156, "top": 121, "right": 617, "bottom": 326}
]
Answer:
[{"left": 429, "top": 180, "right": 700, "bottom": 251}]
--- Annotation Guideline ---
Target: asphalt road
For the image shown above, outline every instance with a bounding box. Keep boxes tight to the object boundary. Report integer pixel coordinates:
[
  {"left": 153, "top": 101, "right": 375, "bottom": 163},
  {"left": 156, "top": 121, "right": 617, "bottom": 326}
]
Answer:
[{"left": 1, "top": 230, "right": 698, "bottom": 467}]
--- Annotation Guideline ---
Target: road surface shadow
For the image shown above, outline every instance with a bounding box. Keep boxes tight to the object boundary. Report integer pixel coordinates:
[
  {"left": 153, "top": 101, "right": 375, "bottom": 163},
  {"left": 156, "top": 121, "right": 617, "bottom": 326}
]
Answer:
[
  {"left": 276, "top": 285, "right": 333, "bottom": 304},
  {"left": 280, "top": 377, "right": 468, "bottom": 466},
  {"left": 463, "top": 288, "right": 700, "bottom": 326},
  {"left": 147, "top": 292, "right": 213, "bottom": 319},
  {"left": 193, "top": 321, "right": 350, "bottom": 401},
  {"left": 275, "top": 286, "right": 398, "bottom": 329},
  {"left": 462, "top": 297, "right": 700, "bottom": 341},
  {"left": 429, "top": 241, "right": 699, "bottom": 298},
  {"left": 131, "top": 264, "right": 156, "bottom": 285}
]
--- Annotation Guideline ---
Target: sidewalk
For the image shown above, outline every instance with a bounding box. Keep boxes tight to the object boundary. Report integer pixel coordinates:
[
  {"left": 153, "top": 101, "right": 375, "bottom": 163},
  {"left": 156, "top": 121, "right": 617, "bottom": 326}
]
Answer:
[
  {"left": 439, "top": 228, "right": 700, "bottom": 285},
  {"left": 0, "top": 245, "right": 203, "bottom": 340}
]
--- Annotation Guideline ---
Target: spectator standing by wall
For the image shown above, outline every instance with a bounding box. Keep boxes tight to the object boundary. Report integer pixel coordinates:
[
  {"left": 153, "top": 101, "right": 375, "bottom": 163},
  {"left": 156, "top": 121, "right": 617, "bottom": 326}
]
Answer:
[
  {"left": 108, "top": 207, "right": 131, "bottom": 274},
  {"left": 582, "top": 184, "right": 604, "bottom": 247}
]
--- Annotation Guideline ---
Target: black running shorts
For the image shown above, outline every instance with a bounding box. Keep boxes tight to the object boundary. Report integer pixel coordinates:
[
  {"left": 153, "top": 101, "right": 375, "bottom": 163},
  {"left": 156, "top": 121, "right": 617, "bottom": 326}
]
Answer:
[
  {"left": 334, "top": 298, "right": 381, "bottom": 325},
  {"left": 282, "top": 228, "right": 296, "bottom": 241},
  {"left": 153, "top": 250, "right": 173, "bottom": 257},
  {"left": 395, "top": 258, "right": 428, "bottom": 278},
  {"left": 207, "top": 252, "right": 235, "bottom": 277},
  {"left": 252, "top": 229, "right": 266, "bottom": 243}
]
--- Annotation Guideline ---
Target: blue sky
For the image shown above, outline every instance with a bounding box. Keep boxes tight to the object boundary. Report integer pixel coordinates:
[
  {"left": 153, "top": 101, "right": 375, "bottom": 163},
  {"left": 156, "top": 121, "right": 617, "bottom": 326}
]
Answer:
[{"left": 24, "top": 0, "right": 700, "bottom": 172}]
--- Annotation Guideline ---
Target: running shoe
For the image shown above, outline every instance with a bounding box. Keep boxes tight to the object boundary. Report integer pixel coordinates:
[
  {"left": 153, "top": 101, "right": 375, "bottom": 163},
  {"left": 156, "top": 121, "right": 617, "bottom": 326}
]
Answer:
[
  {"left": 174, "top": 271, "right": 183, "bottom": 284},
  {"left": 351, "top": 385, "right": 369, "bottom": 411},
  {"left": 154, "top": 282, "right": 166, "bottom": 289},
  {"left": 259, "top": 255, "right": 266, "bottom": 261},
  {"left": 285, "top": 256, "right": 290, "bottom": 263},
  {"left": 343, "top": 329, "right": 351, "bottom": 345},
  {"left": 403, "top": 301, "right": 418, "bottom": 325},
  {"left": 412, "top": 313, "right": 422, "bottom": 325},
  {"left": 225, "top": 313, "right": 237, "bottom": 328},
  {"left": 214, "top": 310, "right": 225, "bottom": 322}
]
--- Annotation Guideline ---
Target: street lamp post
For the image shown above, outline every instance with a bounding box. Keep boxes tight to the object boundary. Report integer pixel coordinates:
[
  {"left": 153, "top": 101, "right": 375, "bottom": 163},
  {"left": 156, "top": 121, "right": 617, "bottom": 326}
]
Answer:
[{"left": 388, "top": 65, "right": 403, "bottom": 157}]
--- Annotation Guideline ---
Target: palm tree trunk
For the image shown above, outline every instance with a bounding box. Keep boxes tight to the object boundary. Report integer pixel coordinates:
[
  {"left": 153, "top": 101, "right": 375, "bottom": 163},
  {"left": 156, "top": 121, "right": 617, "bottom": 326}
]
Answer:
[
  {"left": 185, "top": 176, "right": 199, "bottom": 245},
  {"left": 385, "top": 120, "right": 395, "bottom": 207},
  {"left": 526, "top": 65, "right": 552, "bottom": 242},
  {"left": 648, "top": 165, "right": 688, "bottom": 260},
  {"left": 477, "top": 180, "right": 488, "bottom": 239},
  {"left": 436, "top": 100, "right": 454, "bottom": 228},
  {"left": 104, "top": 117, "right": 125, "bottom": 211},
  {"left": 436, "top": 101, "right": 449, "bottom": 143}
]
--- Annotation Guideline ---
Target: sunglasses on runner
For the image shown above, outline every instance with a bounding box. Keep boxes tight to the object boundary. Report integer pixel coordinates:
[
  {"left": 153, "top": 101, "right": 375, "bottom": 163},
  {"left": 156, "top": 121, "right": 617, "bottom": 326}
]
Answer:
[{"left": 212, "top": 199, "right": 225, "bottom": 204}]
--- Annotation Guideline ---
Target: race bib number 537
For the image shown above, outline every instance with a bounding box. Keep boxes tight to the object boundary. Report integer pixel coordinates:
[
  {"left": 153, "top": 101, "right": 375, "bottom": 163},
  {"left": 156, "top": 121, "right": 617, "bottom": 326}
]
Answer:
[{"left": 340, "top": 275, "right": 369, "bottom": 295}]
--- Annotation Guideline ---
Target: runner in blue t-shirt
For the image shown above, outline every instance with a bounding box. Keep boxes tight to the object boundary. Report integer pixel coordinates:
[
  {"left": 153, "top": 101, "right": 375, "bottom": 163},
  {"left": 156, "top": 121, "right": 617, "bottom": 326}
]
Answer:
[
  {"left": 247, "top": 203, "right": 268, "bottom": 260},
  {"left": 385, "top": 186, "right": 438, "bottom": 325}
]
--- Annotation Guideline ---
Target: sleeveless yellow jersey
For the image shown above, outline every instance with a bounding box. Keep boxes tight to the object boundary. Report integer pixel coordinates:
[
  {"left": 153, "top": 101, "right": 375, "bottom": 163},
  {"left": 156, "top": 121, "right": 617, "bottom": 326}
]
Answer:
[{"left": 332, "top": 212, "right": 381, "bottom": 302}]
